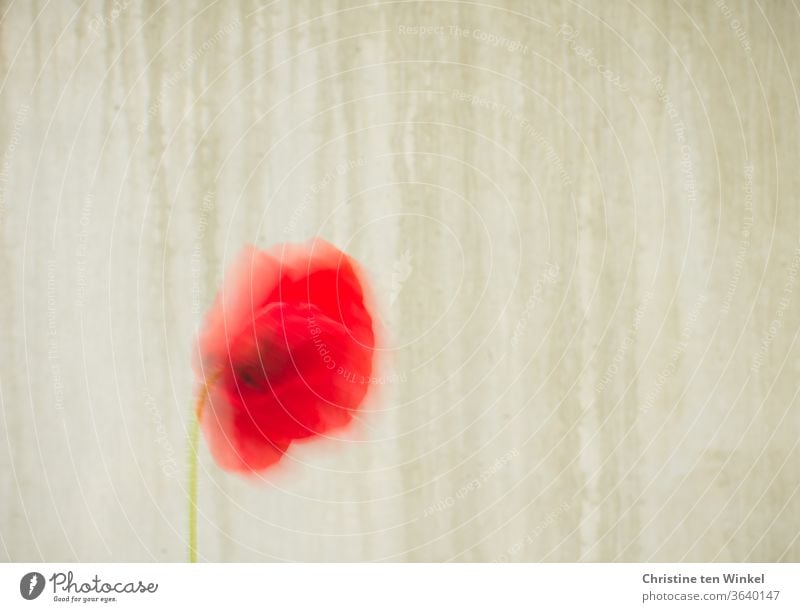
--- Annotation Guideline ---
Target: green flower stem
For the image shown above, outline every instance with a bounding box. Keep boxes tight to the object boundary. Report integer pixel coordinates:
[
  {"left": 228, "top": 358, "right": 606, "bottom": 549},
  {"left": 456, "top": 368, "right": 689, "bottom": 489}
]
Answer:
[
  {"left": 188, "top": 401, "right": 201, "bottom": 563},
  {"left": 188, "top": 378, "right": 212, "bottom": 563}
]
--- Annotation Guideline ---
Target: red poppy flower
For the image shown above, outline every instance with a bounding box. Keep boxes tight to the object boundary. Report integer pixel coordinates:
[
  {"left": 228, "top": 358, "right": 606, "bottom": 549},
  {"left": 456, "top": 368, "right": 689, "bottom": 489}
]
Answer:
[{"left": 193, "top": 239, "right": 377, "bottom": 473}]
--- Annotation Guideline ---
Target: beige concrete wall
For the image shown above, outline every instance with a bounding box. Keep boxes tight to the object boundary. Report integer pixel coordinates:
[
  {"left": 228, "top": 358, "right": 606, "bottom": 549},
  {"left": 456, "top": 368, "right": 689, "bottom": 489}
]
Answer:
[{"left": 0, "top": 0, "right": 798, "bottom": 561}]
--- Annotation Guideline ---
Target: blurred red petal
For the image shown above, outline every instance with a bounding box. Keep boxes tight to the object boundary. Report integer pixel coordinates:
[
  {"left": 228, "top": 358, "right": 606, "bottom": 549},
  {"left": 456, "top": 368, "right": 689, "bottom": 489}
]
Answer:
[
  {"left": 194, "top": 239, "right": 377, "bottom": 474},
  {"left": 201, "top": 383, "right": 289, "bottom": 473}
]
